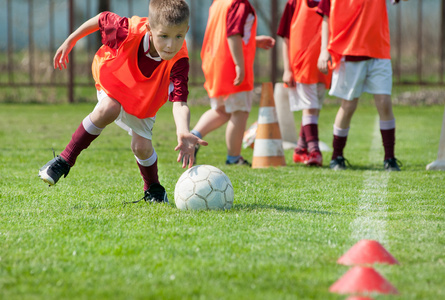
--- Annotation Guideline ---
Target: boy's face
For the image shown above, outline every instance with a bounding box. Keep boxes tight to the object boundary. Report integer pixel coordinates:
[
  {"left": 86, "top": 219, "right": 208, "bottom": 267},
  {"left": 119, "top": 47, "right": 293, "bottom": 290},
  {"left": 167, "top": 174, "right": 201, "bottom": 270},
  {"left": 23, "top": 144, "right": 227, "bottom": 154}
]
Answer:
[{"left": 147, "top": 22, "right": 189, "bottom": 60}]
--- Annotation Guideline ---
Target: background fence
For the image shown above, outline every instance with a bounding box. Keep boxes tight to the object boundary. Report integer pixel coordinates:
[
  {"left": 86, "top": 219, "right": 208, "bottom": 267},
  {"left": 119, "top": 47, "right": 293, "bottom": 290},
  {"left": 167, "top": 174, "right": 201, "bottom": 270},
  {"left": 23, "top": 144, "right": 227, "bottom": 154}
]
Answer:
[{"left": 0, "top": 0, "right": 444, "bottom": 103}]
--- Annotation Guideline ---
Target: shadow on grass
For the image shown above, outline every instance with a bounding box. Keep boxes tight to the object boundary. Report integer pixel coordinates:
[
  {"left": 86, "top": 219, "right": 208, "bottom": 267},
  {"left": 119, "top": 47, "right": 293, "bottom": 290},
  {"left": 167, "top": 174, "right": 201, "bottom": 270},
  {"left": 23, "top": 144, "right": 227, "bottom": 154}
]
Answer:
[{"left": 234, "top": 203, "right": 335, "bottom": 215}]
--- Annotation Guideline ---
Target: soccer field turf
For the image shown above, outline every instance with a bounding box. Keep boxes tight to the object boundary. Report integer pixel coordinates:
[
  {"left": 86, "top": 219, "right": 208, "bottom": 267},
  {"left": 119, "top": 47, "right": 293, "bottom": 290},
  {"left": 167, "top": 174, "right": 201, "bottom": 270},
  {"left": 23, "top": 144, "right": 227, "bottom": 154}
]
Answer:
[{"left": 0, "top": 101, "right": 444, "bottom": 299}]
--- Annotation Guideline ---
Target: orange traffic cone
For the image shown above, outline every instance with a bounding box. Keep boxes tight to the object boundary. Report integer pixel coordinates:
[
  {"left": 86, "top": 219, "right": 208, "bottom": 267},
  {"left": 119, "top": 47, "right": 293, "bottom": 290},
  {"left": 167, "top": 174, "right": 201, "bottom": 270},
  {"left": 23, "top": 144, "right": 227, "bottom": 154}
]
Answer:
[{"left": 252, "top": 82, "right": 286, "bottom": 168}]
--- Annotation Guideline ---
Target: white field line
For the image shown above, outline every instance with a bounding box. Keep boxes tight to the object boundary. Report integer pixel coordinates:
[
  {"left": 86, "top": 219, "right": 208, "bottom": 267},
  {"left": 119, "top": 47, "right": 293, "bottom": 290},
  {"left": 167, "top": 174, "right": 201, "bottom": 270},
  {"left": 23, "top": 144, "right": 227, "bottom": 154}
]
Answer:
[{"left": 351, "top": 116, "right": 389, "bottom": 244}]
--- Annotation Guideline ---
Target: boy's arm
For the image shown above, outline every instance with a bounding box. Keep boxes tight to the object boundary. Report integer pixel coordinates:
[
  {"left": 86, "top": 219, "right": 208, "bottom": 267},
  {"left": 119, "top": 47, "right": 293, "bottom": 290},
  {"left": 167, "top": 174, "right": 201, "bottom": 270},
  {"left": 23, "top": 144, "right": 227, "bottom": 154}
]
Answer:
[
  {"left": 317, "top": 15, "right": 331, "bottom": 74},
  {"left": 54, "top": 14, "right": 101, "bottom": 70},
  {"left": 172, "top": 102, "right": 208, "bottom": 168},
  {"left": 281, "top": 37, "right": 295, "bottom": 87},
  {"left": 227, "top": 34, "right": 245, "bottom": 86}
]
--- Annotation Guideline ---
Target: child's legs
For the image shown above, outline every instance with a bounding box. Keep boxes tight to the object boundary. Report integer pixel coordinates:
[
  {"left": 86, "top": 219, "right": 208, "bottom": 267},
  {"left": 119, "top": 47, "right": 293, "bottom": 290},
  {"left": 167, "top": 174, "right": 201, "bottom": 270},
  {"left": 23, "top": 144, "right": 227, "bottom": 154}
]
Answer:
[
  {"left": 290, "top": 83, "right": 325, "bottom": 150},
  {"left": 90, "top": 95, "right": 122, "bottom": 128},
  {"left": 302, "top": 108, "right": 321, "bottom": 153},
  {"left": 131, "top": 132, "right": 154, "bottom": 160},
  {"left": 223, "top": 91, "right": 252, "bottom": 158},
  {"left": 363, "top": 59, "right": 394, "bottom": 121},
  {"left": 60, "top": 92, "right": 121, "bottom": 166},
  {"left": 329, "top": 60, "right": 372, "bottom": 160},
  {"left": 364, "top": 59, "right": 396, "bottom": 160},
  {"left": 334, "top": 98, "right": 359, "bottom": 129},
  {"left": 226, "top": 110, "right": 249, "bottom": 157},
  {"left": 131, "top": 130, "right": 158, "bottom": 191},
  {"left": 374, "top": 94, "right": 394, "bottom": 121},
  {"left": 192, "top": 104, "right": 230, "bottom": 137},
  {"left": 375, "top": 94, "right": 396, "bottom": 160}
]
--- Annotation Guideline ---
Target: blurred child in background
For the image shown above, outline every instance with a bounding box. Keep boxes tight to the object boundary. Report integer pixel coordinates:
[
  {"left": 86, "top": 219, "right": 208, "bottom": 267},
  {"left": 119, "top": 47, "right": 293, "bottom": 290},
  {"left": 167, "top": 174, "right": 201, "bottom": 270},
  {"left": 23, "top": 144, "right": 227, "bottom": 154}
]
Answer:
[
  {"left": 191, "top": 0, "right": 275, "bottom": 166},
  {"left": 317, "top": 0, "right": 402, "bottom": 171},
  {"left": 277, "top": 0, "right": 331, "bottom": 167}
]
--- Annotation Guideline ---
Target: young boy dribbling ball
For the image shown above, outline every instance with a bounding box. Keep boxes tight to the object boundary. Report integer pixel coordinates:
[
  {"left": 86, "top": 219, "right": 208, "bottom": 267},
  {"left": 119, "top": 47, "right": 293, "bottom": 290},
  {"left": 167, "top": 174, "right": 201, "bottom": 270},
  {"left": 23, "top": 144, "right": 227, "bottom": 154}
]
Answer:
[
  {"left": 317, "top": 0, "right": 404, "bottom": 171},
  {"left": 277, "top": 0, "right": 331, "bottom": 167},
  {"left": 38, "top": 0, "right": 207, "bottom": 203},
  {"left": 191, "top": 0, "right": 275, "bottom": 166}
]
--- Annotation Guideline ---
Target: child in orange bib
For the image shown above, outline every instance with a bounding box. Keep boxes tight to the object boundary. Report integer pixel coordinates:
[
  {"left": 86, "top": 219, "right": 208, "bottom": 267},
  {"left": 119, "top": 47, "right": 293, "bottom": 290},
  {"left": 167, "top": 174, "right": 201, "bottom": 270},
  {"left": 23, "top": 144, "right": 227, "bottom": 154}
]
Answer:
[
  {"left": 191, "top": 0, "right": 275, "bottom": 166},
  {"left": 39, "top": 0, "right": 207, "bottom": 203},
  {"left": 277, "top": 0, "right": 331, "bottom": 167},
  {"left": 317, "top": 0, "right": 403, "bottom": 171}
]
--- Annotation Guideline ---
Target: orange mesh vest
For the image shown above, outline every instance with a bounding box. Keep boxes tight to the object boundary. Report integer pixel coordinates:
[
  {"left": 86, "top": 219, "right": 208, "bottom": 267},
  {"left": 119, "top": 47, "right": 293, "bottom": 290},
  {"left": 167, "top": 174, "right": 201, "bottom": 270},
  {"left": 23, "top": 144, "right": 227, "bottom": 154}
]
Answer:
[
  {"left": 201, "top": 0, "right": 257, "bottom": 98},
  {"left": 289, "top": 0, "right": 331, "bottom": 87},
  {"left": 328, "top": 0, "right": 391, "bottom": 68},
  {"left": 92, "top": 16, "right": 188, "bottom": 119}
]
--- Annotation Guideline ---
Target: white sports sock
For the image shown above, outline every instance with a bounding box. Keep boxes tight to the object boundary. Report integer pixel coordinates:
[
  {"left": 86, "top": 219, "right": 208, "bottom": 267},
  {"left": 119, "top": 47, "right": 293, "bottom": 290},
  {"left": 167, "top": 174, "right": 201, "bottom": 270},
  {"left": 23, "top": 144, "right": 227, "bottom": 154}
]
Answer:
[
  {"left": 380, "top": 119, "right": 396, "bottom": 130},
  {"left": 333, "top": 125, "right": 350, "bottom": 137},
  {"left": 82, "top": 114, "right": 104, "bottom": 135},
  {"left": 136, "top": 150, "right": 157, "bottom": 167},
  {"left": 302, "top": 115, "right": 319, "bottom": 126}
]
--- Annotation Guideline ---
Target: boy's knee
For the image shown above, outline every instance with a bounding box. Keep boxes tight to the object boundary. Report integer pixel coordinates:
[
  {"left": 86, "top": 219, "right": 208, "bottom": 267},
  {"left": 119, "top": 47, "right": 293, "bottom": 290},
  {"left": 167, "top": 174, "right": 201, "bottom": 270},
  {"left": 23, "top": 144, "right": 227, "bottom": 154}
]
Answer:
[
  {"left": 96, "top": 98, "right": 121, "bottom": 120},
  {"left": 341, "top": 99, "right": 358, "bottom": 114},
  {"left": 131, "top": 140, "right": 153, "bottom": 159},
  {"left": 104, "top": 99, "right": 121, "bottom": 117}
]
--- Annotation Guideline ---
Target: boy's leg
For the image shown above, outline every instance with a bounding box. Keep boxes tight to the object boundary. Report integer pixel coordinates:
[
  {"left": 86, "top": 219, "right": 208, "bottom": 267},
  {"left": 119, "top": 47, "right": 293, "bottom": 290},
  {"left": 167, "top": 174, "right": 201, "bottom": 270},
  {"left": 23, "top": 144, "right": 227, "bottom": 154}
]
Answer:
[
  {"left": 191, "top": 105, "right": 230, "bottom": 163},
  {"left": 61, "top": 96, "right": 121, "bottom": 166},
  {"left": 374, "top": 94, "right": 400, "bottom": 170},
  {"left": 226, "top": 110, "right": 249, "bottom": 159},
  {"left": 296, "top": 122, "right": 307, "bottom": 150},
  {"left": 39, "top": 96, "right": 121, "bottom": 185},
  {"left": 330, "top": 98, "right": 358, "bottom": 169},
  {"left": 293, "top": 122, "right": 308, "bottom": 163},
  {"left": 192, "top": 105, "right": 231, "bottom": 138},
  {"left": 302, "top": 109, "right": 322, "bottom": 166},
  {"left": 131, "top": 133, "right": 168, "bottom": 203},
  {"left": 132, "top": 133, "right": 157, "bottom": 190}
]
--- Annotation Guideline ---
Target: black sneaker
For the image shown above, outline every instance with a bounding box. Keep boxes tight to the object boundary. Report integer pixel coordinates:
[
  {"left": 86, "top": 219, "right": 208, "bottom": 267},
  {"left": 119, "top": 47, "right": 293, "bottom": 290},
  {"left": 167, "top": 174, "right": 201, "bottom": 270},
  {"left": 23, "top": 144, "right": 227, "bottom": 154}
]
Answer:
[
  {"left": 39, "top": 156, "right": 71, "bottom": 186},
  {"left": 143, "top": 183, "right": 169, "bottom": 203},
  {"left": 226, "top": 156, "right": 251, "bottom": 166},
  {"left": 384, "top": 157, "right": 402, "bottom": 171},
  {"left": 330, "top": 156, "right": 350, "bottom": 170}
]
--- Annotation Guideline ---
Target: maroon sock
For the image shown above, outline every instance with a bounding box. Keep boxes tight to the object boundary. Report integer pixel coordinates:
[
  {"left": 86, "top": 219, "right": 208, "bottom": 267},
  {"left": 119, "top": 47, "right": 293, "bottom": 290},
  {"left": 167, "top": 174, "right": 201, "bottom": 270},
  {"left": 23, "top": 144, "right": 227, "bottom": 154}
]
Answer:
[
  {"left": 381, "top": 128, "right": 395, "bottom": 160},
  {"left": 332, "top": 135, "right": 348, "bottom": 160},
  {"left": 297, "top": 123, "right": 307, "bottom": 149},
  {"left": 303, "top": 124, "right": 320, "bottom": 153},
  {"left": 60, "top": 123, "right": 99, "bottom": 167},
  {"left": 137, "top": 161, "right": 159, "bottom": 191}
]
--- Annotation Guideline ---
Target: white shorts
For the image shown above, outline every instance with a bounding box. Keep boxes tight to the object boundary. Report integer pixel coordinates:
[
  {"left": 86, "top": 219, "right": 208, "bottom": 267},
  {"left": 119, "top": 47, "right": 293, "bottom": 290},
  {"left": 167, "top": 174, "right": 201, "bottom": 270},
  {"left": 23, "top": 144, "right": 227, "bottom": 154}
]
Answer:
[
  {"left": 210, "top": 91, "right": 253, "bottom": 113},
  {"left": 288, "top": 83, "right": 326, "bottom": 111},
  {"left": 96, "top": 90, "right": 155, "bottom": 140},
  {"left": 329, "top": 58, "right": 392, "bottom": 101}
]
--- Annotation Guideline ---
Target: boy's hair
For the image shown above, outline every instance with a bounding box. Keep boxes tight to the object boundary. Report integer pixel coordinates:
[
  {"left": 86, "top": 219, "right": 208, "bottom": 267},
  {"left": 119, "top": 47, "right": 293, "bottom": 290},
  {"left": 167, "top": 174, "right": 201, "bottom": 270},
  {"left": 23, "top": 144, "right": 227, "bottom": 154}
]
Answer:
[{"left": 148, "top": 0, "right": 190, "bottom": 27}]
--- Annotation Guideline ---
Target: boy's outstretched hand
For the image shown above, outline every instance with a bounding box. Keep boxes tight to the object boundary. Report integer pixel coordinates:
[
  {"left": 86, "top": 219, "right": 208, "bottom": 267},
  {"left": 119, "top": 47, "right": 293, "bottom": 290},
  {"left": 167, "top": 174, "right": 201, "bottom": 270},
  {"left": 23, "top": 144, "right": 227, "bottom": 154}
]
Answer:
[{"left": 175, "top": 133, "right": 208, "bottom": 168}]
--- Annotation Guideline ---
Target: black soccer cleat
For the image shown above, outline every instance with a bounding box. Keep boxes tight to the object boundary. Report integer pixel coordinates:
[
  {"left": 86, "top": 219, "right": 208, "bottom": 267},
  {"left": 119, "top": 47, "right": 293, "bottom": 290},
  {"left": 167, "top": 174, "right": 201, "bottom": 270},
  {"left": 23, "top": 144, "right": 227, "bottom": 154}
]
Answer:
[
  {"left": 39, "top": 156, "right": 71, "bottom": 186},
  {"left": 384, "top": 157, "right": 402, "bottom": 171},
  {"left": 143, "top": 183, "right": 169, "bottom": 203},
  {"left": 330, "top": 156, "right": 350, "bottom": 170}
]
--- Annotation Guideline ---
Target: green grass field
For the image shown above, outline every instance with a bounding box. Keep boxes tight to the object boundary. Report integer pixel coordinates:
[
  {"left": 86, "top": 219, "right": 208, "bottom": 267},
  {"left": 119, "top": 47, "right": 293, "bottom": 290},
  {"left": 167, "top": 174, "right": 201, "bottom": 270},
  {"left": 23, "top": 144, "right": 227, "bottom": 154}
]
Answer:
[{"left": 1, "top": 93, "right": 444, "bottom": 299}]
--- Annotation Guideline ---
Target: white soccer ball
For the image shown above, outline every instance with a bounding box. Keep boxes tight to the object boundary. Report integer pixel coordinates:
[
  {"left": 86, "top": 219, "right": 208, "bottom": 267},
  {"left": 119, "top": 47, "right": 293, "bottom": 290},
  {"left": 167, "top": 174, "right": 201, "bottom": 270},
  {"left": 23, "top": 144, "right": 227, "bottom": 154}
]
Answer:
[{"left": 174, "top": 165, "right": 234, "bottom": 211}]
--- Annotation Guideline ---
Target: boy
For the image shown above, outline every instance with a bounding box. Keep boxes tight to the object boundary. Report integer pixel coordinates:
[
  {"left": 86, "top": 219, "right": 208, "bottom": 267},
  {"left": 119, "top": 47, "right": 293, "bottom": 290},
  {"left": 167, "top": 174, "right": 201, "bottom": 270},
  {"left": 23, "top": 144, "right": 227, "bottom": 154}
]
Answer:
[
  {"left": 38, "top": 0, "right": 207, "bottom": 203},
  {"left": 190, "top": 0, "right": 275, "bottom": 166},
  {"left": 277, "top": 0, "right": 331, "bottom": 167},
  {"left": 317, "top": 0, "right": 402, "bottom": 171}
]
